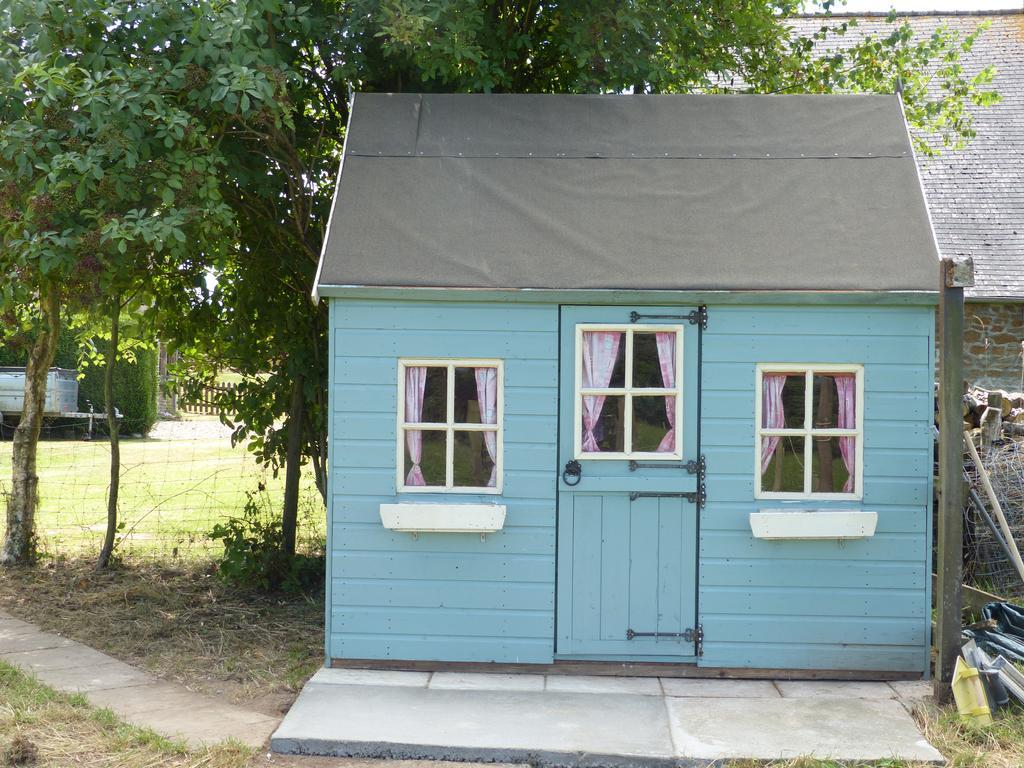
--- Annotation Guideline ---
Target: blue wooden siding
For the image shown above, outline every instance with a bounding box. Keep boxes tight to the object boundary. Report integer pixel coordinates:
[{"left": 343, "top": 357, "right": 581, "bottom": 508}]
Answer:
[
  {"left": 327, "top": 299, "right": 558, "bottom": 663},
  {"left": 328, "top": 297, "right": 933, "bottom": 672},
  {"left": 698, "top": 305, "right": 934, "bottom": 673}
]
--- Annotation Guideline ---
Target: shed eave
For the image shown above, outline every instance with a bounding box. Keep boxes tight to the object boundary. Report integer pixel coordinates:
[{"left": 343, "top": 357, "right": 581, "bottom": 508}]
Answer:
[{"left": 315, "top": 284, "right": 939, "bottom": 306}]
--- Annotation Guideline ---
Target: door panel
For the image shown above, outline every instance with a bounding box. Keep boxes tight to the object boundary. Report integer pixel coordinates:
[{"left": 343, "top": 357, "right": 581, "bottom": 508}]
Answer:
[{"left": 556, "top": 306, "right": 700, "bottom": 659}]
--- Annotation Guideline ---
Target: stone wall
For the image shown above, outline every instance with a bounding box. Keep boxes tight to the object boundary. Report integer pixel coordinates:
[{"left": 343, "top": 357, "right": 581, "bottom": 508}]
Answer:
[{"left": 963, "top": 302, "right": 1024, "bottom": 390}]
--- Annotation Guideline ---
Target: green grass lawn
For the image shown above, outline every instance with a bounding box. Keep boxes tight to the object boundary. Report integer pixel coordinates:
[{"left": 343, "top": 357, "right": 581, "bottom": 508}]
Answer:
[{"left": 0, "top": 420, "right": 323, "bottom": 559}]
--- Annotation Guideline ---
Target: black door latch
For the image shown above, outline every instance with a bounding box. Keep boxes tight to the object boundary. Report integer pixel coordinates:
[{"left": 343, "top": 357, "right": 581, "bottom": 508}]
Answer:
[{"left": 562, "top": 460, "right": 582, "bottom": 486}]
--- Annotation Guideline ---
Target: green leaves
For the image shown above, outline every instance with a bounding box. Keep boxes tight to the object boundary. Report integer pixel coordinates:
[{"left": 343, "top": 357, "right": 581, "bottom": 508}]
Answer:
[{"left": 0, "top": 0, "right": 255, "bottom": 424}]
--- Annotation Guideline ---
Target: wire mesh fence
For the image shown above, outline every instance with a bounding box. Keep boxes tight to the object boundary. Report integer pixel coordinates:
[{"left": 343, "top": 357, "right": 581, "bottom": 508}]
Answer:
[
  {"left": 0, "top": 414, "right": 325, "bottom": 561},
  {"left": 965, "top": 438, "right": 1024, "bottom": 600}
]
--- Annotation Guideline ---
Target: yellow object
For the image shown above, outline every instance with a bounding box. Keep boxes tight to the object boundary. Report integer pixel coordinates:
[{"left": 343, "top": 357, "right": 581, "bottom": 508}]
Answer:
[{"left": 952, "top": 655, "right": 994, "bottom": 725}]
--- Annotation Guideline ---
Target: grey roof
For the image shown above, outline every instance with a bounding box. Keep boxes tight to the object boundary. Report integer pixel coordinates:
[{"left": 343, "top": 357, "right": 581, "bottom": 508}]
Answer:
[
  {"left": 316, "top": 93, "right": 939, "bottom": 294},
  {"left": 788, "top": 12, "right": 1024, "bottom": 300}
]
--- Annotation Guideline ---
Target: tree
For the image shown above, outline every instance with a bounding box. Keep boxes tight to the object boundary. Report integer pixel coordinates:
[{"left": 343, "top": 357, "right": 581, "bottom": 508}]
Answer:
[
  {"left": 171, "top": 0, "right": 997, "bottom": 559},
  {"left": 2, "top": 0, "right": 999, "bottom": 567},
  {"left": 0, "top": 0, "right": 280, "bottom": 563}
]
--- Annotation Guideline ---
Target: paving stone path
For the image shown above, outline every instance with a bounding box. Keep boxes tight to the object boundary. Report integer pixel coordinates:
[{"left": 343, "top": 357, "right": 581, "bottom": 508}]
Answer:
[
  {"left": 0, "top": 609, "right": 279, "bottom": 748},
  {"left": 274, "top": 668, "right": 943, "bottom": 765}
]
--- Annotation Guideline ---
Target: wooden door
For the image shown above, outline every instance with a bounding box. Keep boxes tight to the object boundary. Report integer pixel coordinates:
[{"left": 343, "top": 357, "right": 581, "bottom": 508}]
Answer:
[{"left": 556, "top": 306, "right": 702, "bottom": 659}]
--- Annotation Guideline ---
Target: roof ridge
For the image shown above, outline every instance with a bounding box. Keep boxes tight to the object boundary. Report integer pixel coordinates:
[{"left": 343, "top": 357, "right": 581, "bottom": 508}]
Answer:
[{"left": 794, "top": 9, "right": 1023, "bottom": 19}]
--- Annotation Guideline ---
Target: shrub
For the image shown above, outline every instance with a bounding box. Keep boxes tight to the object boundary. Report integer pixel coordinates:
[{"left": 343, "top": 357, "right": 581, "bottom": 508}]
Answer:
[
  {"left": 77, "top": 346, "right": 158, "bottom": 435},
  {"left": 208, "top": 487, "right": 325, "bottom": 593}
]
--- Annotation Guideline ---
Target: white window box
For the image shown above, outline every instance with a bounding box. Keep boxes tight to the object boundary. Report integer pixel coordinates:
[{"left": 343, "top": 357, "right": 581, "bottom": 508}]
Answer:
[
  {"left": 379, "top": 503, "right": 507, "bottom": 533},
  {"left": 749, "top": 510, "right": 877, "bottom": 540}
]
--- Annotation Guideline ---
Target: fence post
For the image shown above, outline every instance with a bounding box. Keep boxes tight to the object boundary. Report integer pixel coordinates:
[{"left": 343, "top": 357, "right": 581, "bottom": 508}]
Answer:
[{"left": 935, "top": 256, "right": 971, "bottom": 702}]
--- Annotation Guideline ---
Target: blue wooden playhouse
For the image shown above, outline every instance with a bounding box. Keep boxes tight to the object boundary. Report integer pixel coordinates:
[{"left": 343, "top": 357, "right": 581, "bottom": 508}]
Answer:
[{"left": 312, "top": 93, "right": 939, "bottom": 677}]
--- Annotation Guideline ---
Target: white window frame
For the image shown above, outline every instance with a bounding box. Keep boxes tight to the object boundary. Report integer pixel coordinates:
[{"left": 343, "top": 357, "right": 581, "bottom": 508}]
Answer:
[
  {"left": 396, "top": 358, "right": 504, "bottom": 494},
  {"left": 573, "top": 324, "right": 684, "bottom": 461},
  {"left": 754, "top": 363, "right": 864, "bottom": 501}
]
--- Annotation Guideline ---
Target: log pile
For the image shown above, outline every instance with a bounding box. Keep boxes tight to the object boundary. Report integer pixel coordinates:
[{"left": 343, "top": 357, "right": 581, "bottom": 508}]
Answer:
[{"left": 963, "top": 388, "right": 1024, "bottom": 449}]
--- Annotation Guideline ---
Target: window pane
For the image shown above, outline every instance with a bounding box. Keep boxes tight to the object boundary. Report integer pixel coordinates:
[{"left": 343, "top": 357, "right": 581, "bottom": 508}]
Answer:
[
  {"left": 405, "top": 367, "right": 447, "bottom": 424},
  {"left": 404, "top": 429, "right": 446, "bottom": 486},
  {"left": 453, "top": 430, "right": 497, "bottom": 487},
  {"left": 581, "top": 331, "right": 625, "bottom": 388},
  {"left": 632, "top": 395, "right": 674, "bottom": 453},
  {"left": 760, "top": 435, "right": 805, "bottom": 493},
  {"left": 811, "top": 436, "right": 854, "bottom": 493},
  {"left": 453, "top": 367, "right": 479, "bottom": 423},
  {"left": 581, "top": 394, "right": 625, "bottom": 453},
  {"left": 453, "top": 366, "right": 498, "bottom": 425},
  {"left": 762, "top": 373, "right": 805, "bottom": 429},
  {"left": 814, "top": 373, "right": 856, "bottom": 430},
  {"left": 633, "top": 332, "right": 675, "bottom": 388}
]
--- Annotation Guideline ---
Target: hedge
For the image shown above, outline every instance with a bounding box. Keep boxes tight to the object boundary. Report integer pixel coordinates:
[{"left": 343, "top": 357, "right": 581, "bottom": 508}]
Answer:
[
  {"left": 0, "top": 328, "right": 158, "bottom": 436},
  {"left": 78, "top": 346, "right": 159, "bottom": 436},
  {"left": 0, "top": 326, "right": 78, "bottom": 368}
]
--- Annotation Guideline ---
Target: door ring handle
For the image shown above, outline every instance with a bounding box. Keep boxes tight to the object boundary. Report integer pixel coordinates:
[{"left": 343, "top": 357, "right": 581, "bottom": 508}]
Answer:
[{"left": 562, "top": 460, "right": 582, "bottom": 486}]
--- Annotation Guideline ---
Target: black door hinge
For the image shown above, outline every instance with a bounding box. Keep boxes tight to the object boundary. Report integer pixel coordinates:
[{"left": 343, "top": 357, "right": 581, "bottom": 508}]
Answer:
[
  {"left": 686, "top": 455, "right": 707, "bottom": 509},
  {"left": 629, "top": 305, "right": 707, "bottom": 329},
  {"left": 688, "top": 305, "right": 708, "bottom": 330},
  {"left": 626, "top": 624, "right": 704, "bottom": 655}
]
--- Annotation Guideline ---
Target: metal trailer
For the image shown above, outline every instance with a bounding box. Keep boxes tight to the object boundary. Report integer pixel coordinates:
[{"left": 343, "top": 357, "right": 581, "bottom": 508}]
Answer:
[
  {"left": 0, "top": 366, "right": 79, "bottom": 416},
  {"left": 0, "top": 367, "right": 119, "bottom": 438}
]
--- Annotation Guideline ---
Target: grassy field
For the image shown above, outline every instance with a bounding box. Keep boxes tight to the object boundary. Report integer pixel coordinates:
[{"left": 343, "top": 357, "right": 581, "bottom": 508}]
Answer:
[{"left": 0, "top": 417, "right": 323, "bottom": 559}]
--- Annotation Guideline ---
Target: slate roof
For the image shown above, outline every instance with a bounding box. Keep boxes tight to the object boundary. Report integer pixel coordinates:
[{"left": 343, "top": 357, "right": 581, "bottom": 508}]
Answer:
[
  {"left": 788, "top": 11, "right": 1024, "bottom": 300},
  {"left": 316, "top": 93, "right": 938, "bottom": 295}
]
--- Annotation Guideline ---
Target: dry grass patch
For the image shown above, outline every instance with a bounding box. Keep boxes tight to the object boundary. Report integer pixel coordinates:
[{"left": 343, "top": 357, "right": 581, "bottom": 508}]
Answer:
[
  {"left": 920, "top": 701, "right": 1024, "bottom": 768},
  {"left": 0, "top": 661, "right": 253, "bottom": 768},
  {"left": 0, "top": 557, "right": 322, "bottom": 716}
]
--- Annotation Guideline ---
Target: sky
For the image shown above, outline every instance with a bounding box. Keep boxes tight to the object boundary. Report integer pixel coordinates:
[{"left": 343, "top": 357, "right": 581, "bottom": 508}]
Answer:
[{"left": 814, "top": 0, "right": 1021, "bottom": 11}]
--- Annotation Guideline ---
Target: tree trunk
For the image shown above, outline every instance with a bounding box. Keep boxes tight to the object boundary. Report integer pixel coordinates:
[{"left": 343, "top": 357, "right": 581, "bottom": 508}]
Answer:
[
  {"left": 304, "top": 408, "right": 328, "bottom": 505},
  {"left": 97, "top": 300, "right": 120, "bottom": 569},
  {"left": 281, "top": 372, "right": 306, "bottom": 557},
  {"left": 1, "top": 284, "right": 61, "bottom": 565}
]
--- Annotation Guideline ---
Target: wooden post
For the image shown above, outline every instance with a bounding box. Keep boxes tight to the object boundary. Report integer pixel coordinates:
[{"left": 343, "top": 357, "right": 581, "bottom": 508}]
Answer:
[{"left": 935, "top": 257, "right": 972, "bottom": 702}]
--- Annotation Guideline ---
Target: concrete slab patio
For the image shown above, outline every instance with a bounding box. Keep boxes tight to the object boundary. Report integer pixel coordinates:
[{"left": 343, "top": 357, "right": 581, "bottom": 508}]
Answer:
[
  {"left": 272, "top": 668, "right": 943, "bottom": 766},
  {"left": 0, "top": 609, "right": 278, "bottom": 748}
]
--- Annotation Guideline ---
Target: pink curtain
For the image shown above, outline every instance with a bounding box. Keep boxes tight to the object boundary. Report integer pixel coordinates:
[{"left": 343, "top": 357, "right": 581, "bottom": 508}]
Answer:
[
  {"left": 760, "top": 374, "right": 787, "bottom": 474},
  {"left": 474, "top": 367, "right": 498, "bottom": 487},
  {"left": 581, "top": 331, "right": 622, "bottom": 452},
  {"left": 404, "top": 366, "right": 427, "bottom": 486},
  {"left": 655, "top": 332, "right": 676, "bottom": 452},
  {"left": 835, "top": 374, "right": 856, "bottom": 493}
]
